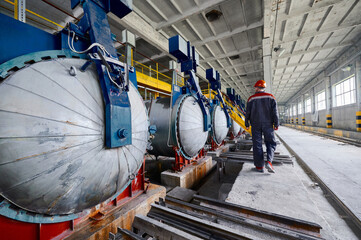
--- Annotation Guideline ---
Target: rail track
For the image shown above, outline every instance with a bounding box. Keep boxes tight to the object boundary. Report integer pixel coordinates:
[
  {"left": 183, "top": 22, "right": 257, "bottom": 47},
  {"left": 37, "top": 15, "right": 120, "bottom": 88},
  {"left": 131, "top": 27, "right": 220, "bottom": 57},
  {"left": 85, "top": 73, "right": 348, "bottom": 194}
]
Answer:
[
  {"left": 110, "top": 194, "right": 324, "bottom": 240},
  {"left": 277, "top": 133, "right": 361, "bottom": 238}
]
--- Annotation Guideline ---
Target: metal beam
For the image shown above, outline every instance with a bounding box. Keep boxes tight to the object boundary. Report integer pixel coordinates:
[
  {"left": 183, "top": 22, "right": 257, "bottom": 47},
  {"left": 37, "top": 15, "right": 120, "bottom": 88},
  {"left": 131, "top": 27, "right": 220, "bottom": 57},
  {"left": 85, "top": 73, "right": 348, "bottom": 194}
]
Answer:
[
  {"left": 133, "top": 215, "right": 202, "bottom": 240},
  {"left": 192, "top": 20, "right": 263, "bottom": 47},
  {"left": 275, "top": 58, "right": 336, "bottom": 69},
  {"left": 156, "top": 0, "right": 229, "bottom": 30},
  {"left": 273, "top": 42, "right": 353, "bottom": 60},
  {"left": 200, "top": 45, "right": 261, "bottom": 63},
  {"left": 14, "top": 0, "right": 26, "bottom": 22}
]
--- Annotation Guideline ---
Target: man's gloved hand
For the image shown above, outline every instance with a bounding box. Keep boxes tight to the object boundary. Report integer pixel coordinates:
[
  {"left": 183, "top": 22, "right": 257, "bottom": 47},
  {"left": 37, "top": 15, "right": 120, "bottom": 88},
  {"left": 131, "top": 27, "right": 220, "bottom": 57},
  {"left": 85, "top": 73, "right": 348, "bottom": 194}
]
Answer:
[{"left": 274, "top": 126, "right": 278, "bottom": 130}]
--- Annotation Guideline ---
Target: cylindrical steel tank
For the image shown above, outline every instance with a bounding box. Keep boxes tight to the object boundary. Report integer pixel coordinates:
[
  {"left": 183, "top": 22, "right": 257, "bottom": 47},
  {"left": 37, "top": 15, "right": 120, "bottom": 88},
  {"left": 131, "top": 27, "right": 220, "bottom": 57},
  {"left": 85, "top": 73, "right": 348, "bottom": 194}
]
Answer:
[
  {"left": 209, "top": 105, "right": 229, "bottom": 145},
  {"left": 0, "top": 58, "right": 149, "bottom": 215},
  {"left": 147, "top": 95, "right": 208, "bottom": 159},
  {"left": 230, "top": 119, "right": 241, "bottom": 136}
]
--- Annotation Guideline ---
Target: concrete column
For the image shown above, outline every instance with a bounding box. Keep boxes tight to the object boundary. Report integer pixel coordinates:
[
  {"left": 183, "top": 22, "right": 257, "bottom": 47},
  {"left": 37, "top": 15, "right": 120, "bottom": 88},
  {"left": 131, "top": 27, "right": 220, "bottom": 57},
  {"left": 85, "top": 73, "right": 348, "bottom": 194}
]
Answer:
[
  {"left": 301, "top": 94, "right": 305, "bottom": 125},
  {"left": 325, "top": 76, "right": 332, "bottom": 112},
  {"left": 263, "top": 0, "right": 273, "bottom": 94},
  {"left": 311, "top": 87, "right": 316, "bottom": 126},
  {"left": 325, "top": 76, "right": 332, "bottom": 128},
  {"left": 356, "top": 56, "right": 361, "bottom": 131},
  {"left": 296, "top": 100, "right": 299, "bottom": 124},
  {"left": 263, "top": 46, "right": 272, "bottom": 93},
  {"left": 356, "top": 56, "right": 361, "bottom": 109}
]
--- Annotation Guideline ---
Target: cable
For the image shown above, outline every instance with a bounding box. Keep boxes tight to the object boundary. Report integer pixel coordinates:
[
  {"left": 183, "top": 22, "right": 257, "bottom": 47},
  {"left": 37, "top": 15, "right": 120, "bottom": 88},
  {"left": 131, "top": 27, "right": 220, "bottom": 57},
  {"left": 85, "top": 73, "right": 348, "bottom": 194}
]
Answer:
[
  {"left": 67, "top": 29, "right": 110, "bottom": 56},
  {"left": 67, "top": 29, "right": 124, "bottom": 89},
  {"left": 106, "top": 68, "right": 123, "bottom": 89}
]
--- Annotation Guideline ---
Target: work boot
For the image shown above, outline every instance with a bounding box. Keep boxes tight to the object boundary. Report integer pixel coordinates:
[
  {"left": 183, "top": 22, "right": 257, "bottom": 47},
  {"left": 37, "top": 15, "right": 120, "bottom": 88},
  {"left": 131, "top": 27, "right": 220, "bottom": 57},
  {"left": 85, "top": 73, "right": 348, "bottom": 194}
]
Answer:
[{"left": 265, "top": 161, "right": 275, "bottom": 173}]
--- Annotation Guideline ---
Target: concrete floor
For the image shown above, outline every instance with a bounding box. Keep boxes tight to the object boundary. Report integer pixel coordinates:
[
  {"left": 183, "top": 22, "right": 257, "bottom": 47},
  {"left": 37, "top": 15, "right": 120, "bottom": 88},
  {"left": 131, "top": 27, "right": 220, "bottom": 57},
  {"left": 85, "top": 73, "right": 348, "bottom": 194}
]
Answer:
[{"left": 226, "top": 126, "right": 359, "bottom": 240}]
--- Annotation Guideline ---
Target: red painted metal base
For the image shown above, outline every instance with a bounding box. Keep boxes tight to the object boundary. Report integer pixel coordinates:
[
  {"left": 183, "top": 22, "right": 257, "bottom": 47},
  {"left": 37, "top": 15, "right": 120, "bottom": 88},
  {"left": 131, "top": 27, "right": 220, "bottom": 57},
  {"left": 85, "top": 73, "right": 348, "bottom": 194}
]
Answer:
[
  {"left": 229, "top": 131, "right": 241, "bottom": 140},
  {"left": 0, "top": 161, "right": 147, "bottom": 240},
  {"left": 209, "top": 138, "right": 224, "bottom": 151},
  {"left": 172, "top": 147, "right": 206, "bottom": 172}
]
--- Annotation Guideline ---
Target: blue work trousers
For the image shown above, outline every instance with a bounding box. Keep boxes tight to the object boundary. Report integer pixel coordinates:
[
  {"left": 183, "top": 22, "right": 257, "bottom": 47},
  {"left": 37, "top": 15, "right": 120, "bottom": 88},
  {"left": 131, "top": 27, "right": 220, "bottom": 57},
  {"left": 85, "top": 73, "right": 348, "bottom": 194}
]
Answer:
[{"left": 251, "top": 123, "right": 277, "bottom": 168}]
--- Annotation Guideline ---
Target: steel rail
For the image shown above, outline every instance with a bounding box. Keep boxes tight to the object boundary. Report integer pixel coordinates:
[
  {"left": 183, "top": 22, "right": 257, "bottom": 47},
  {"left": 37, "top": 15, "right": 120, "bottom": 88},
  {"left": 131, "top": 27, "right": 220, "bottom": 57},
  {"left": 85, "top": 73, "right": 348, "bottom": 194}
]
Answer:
[
  {"left": 148, "top": 204, "right": 255, "bottom": 240},
  {"left": 193, "top": 195, "right": 322, "bottom": 235},
  {"left": 164, "top": 197, "right": 324, "bottom": 240},
  {"left": 222, "top": 152, "right": 293, "bottom": 160},
  {"left": 218, "top": 155, "right": 293, "bottom": 165},
  {"left": 109, "top": 227, "right": 146, "bottom": 240}
]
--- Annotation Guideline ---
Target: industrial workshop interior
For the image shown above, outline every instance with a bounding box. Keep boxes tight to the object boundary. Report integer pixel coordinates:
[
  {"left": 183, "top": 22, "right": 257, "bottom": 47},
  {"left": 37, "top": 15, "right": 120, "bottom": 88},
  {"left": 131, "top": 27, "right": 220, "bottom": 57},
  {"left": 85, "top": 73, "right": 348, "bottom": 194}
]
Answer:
[{"left": 0, "top": 0, "right": 361, "bottom": 239}]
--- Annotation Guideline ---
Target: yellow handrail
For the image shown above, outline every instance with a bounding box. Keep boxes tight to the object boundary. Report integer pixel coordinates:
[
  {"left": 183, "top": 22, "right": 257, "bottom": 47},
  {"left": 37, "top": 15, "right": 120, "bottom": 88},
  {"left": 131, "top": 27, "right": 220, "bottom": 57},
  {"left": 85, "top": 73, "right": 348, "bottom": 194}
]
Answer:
[
  {"left": 202, "top": 89, "right": 251, "bottom": 135},
  {"left": 4, "top": 0, "right": 64, "bottom": 28}
]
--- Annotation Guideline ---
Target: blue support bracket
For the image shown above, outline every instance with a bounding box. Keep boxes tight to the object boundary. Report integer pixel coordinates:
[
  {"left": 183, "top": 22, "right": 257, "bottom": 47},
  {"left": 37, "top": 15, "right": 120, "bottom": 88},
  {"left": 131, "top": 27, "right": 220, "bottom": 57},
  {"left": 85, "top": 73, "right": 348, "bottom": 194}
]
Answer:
[
  {"left": 66, "top": 0, "right": 134, "bottom": 148},
  {"left": 226, "top": 88, "right": 236, "bottom": 102},
  {"left": 169, "top": 35, "right": 210, "bottom": 132},
  {"left": 206, "top": 68, "right": 231, "bottom": 128},
  {"left": 71, "top": 0, "right": 132, "bottom": 19}
]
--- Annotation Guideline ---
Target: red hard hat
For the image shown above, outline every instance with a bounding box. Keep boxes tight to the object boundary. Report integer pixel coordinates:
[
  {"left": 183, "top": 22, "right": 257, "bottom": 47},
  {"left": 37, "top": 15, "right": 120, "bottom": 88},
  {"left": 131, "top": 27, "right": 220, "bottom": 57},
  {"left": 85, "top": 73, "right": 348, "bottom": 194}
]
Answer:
[{"left": 254, "top": 80, "right": 266, "bottom": 88}]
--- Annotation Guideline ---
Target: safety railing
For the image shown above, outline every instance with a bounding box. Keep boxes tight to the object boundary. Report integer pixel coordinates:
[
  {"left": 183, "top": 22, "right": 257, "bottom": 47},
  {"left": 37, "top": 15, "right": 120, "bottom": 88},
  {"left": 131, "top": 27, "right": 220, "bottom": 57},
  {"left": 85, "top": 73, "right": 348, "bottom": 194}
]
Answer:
[{"left": 2, "top": 0, "right": 185, "bottom": 91}]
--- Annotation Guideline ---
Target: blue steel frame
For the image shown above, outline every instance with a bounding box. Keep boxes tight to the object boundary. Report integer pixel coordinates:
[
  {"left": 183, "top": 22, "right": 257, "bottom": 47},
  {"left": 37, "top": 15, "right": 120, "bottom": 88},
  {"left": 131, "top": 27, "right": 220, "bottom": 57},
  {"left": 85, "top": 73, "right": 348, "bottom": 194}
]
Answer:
[
  {"left": 226, "top": 87, "right": 236, "bottom": 102},
  {"left": 67, "top": 0, "right": 134, "bottom": 148},
  {"left": 206, "top": 68, "right": 231, "bottom": 128},
  {"left": 169, "top": 35, "right": 210, "bottom": 132}
]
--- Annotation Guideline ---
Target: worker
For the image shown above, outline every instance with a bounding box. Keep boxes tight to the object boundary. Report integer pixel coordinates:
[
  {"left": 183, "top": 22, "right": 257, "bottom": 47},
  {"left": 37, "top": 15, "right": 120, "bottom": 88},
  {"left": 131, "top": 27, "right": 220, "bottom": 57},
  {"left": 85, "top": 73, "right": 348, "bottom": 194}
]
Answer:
[{"left": 245, "top": 80, "right": 279, "bottom": 173}]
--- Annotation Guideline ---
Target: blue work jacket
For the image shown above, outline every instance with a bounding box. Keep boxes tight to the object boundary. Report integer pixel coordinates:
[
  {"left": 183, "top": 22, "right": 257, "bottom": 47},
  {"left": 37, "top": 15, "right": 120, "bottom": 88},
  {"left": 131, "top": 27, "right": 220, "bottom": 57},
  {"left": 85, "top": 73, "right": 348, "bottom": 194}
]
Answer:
[{"left": 245, "top": 92, "right": 279, "bottom": 128}]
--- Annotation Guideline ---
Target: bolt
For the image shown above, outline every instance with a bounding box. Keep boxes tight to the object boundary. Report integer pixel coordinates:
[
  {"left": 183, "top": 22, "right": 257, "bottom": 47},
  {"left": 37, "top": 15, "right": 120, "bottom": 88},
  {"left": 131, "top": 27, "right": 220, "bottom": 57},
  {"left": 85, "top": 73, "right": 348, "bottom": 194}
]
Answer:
[
  {"left": 117, "top": 129, "right": 128, "bottom": 139},
  {"left": 69, "top": 66, "right": 77, "bottom": 76}
]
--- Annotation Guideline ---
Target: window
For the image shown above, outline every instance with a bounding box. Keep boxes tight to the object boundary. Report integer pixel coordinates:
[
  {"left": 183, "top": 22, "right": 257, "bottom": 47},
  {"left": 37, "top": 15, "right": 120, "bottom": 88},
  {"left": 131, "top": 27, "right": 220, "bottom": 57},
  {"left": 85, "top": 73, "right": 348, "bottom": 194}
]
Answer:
[
  {"left": 293, "top": 105, "right": 297, "bottom": 116},
  {"left": 334, "top": 75, "right": 356, "bottom": 107},
  {"left": 298, "top": 101, "right": 303, "bottom": 115},
  {"left": 316, "top": 91, "right": 326, "bottom": 111},
  {"left": 305, "top": 98, "right": 311, "bottom": 113}
]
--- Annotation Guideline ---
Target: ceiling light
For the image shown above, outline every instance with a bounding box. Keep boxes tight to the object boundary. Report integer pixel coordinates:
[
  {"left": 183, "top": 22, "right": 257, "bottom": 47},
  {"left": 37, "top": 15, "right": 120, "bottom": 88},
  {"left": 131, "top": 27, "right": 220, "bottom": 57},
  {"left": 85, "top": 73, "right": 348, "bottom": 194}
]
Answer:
[
  {"left": 274, "top": 46, "right": 286, "bottom": 57},
  {"left": 205, "top": 10, "right": 223, "bottom": 22},
  {"left": 229, "top": 55, "right": 239, "bottom": 60},
  {"left": 341, "top": 64, "right": 352, "bottom": 72}
]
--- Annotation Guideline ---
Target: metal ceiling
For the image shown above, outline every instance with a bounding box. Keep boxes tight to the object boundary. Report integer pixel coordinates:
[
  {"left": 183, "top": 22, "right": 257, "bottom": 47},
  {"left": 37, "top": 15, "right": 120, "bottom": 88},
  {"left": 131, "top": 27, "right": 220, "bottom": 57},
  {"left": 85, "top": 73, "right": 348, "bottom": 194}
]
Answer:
[{"left": 0, "top": 0, "right": 360, "bottom": 103}]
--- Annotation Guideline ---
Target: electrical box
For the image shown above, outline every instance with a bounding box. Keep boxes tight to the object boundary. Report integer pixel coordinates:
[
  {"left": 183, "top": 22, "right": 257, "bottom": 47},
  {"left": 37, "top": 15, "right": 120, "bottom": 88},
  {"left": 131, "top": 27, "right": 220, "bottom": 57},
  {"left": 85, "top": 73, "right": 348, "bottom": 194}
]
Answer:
[
  {"left": 121, "top": 29, "right": 136, "bottom": 47},
  {"left": 169, "top": 35, "right": 188, "bottom": 62}
]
